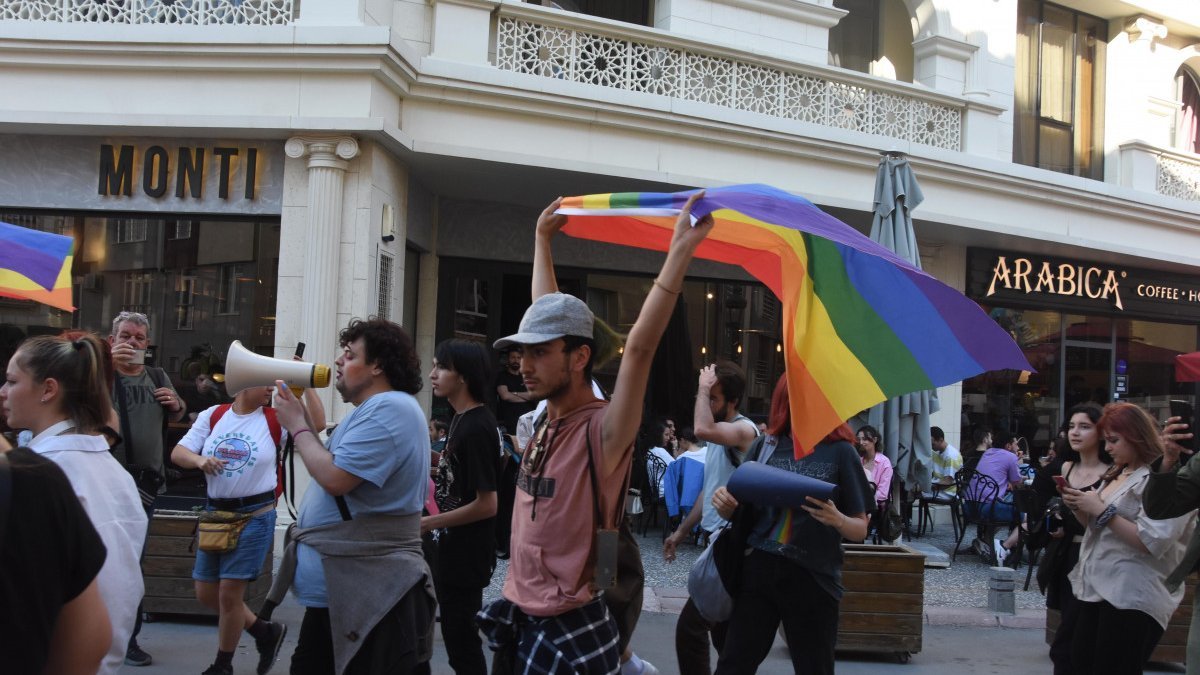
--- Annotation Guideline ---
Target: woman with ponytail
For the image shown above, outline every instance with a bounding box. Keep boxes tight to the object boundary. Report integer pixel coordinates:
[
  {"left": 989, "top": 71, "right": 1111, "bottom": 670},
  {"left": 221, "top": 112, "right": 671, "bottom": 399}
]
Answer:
[{"left": 0, "top": 332, "right": 148, "bottom": 675}]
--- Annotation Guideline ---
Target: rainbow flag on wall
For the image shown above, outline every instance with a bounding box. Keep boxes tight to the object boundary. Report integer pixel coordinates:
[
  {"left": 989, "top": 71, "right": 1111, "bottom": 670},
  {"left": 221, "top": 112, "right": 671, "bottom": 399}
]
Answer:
[
  {"left": 557, "top": 184, "right": 1030, "bottom": 457},
  {"left": 0, "top": 220, "right": 75, "bottom": 311}
]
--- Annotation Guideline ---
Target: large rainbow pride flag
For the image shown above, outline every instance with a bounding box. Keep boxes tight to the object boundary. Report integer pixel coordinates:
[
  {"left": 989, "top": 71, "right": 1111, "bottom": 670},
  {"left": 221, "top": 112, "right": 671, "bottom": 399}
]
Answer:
[
  {"left": 0, "top": 220, "right": 75, "bottom": 311},
  {"left": 557, "top": 184, "right": 1031, "bottom": 457}
]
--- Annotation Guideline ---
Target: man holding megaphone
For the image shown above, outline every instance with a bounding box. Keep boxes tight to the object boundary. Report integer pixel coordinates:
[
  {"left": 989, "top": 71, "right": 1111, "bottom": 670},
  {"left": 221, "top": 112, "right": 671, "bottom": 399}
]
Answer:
[{"left": 264, "top": 318, "right": 436, "bottom": 675}]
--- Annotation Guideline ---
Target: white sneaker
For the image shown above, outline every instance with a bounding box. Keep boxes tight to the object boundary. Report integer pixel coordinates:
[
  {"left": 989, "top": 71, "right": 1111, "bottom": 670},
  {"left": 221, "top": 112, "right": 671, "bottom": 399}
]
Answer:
[
  {"left": 621, "top": 655, "right": 659, "bottom": 675},
  {"left": 993, "top": 538, "right": 1008, "bottom": 566}
]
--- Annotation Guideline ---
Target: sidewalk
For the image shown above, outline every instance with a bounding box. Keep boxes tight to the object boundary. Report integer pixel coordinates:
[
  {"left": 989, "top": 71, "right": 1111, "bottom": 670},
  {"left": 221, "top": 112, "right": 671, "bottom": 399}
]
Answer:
[{"left": 127, "top": 520, "right": 1184, "bottom": 673}]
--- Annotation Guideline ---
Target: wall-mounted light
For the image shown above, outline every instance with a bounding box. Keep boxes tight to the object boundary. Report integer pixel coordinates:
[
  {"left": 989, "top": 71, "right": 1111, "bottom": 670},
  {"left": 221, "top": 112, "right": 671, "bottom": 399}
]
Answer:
[
  {"left": 700, "top": 346, "right": 707, "bottom": 355},
  {"left": 776, "top": 343, "right": 782, "bottom": 353},
  {"left": 381, "top": 203, "right": 396, "bottom": 242},
  {"left": 706, "top": 292, "right": 714, "bottom": 300},
  {"left": 736, "top": 343, "right": 742, "bottom": 354}
]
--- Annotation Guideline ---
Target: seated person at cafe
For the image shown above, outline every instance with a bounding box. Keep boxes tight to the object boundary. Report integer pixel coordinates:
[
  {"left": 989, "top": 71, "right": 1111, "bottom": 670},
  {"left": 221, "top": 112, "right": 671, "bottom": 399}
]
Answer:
[
  {"left": 923, "top": 426, "right": 961, "bottom": 499},
  {"left": 966, "top": 431, "right": 1023, "bottom": 564}
]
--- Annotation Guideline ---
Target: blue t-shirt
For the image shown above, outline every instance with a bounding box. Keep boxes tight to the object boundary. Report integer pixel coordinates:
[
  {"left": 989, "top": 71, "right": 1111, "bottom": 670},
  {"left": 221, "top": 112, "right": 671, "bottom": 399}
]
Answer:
[{"left": 293, "top": 390, "right": 430, "bottom": 607}]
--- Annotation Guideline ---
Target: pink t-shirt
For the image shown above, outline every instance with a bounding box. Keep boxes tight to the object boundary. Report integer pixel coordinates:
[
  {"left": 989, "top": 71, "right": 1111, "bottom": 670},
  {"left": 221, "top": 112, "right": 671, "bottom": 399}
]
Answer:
[{"left": 502, "top": 400, "right": 631, "bottom": 617}]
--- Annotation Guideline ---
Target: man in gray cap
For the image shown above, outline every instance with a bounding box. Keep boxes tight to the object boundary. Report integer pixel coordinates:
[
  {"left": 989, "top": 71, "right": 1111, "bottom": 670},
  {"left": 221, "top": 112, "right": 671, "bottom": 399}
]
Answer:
[{"left": 478, "top": 192, "right": 713, "bottom": 674}]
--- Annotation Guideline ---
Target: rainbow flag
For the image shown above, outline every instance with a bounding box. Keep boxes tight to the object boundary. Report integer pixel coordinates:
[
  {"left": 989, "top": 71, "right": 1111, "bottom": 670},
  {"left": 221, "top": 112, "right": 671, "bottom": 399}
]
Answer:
[
  {"left": 557, "top": 184, "right": 1030, "bottom": 457},
  {"left": 0, "top": 220, "right": 75, "bottom": 311}
]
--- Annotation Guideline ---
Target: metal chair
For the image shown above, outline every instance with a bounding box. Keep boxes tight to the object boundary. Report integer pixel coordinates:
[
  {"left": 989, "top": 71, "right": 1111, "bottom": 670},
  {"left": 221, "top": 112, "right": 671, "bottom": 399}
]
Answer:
[
  {"left": 1010, "top": 487, "right": 1047, "bottom": 588},
  {"left": 640, "top": 453, "right": 670, "bottom": 536},
  {"left": 916, "top": 482, "right": 961, "bottom": 543},
  {"left": 952, "top": 468, "right": 1014, "bottom": 562}
]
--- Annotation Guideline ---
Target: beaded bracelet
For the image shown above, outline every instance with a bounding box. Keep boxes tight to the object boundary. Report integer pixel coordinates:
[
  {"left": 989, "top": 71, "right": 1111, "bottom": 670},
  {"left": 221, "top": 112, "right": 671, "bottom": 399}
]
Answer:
[{"left": 1093, "top": 504, "right": 1117, "bottom": 530}]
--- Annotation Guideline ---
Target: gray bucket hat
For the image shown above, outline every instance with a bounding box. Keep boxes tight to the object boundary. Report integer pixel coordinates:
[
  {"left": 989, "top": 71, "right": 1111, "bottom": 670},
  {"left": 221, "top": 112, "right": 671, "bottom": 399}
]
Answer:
[{"left": 494, "top": 292, "right": 594, "bottom": 350}]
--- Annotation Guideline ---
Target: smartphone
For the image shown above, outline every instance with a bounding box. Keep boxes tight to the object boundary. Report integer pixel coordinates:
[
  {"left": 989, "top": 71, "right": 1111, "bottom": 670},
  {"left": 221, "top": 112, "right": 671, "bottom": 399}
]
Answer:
[
  {"left": 143, "top": 345, "right": 157, "bottom": 368},
  {"left": 294, "top": 342, "right": 306, "bottom": 359},
  {"left": 1053, "top": 475, "right": 1068, "bottom": 490},
  {"left": 1171, "top": 396, "right": 1190, "bottom": 454},
  {"left": 593, "top": 529, "right": 618, "bottom": 590}
]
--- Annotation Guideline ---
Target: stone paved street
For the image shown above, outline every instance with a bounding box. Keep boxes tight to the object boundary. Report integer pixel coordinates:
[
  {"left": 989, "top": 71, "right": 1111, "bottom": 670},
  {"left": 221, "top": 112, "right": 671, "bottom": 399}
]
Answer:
[{"left": 487, "top": 508, "right": 1047, "bottom": 614}]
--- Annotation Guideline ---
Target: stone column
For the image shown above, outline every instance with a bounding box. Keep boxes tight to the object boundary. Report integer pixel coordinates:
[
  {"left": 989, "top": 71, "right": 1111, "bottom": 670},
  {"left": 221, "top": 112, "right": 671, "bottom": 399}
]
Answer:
[{"left": 284, "top": 135, "right": 360, "bottom": 386}]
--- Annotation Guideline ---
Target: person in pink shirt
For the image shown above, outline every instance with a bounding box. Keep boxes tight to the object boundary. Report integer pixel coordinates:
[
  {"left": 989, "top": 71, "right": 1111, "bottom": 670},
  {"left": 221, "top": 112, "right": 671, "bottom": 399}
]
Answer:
[
  {"left": 477, "top": 192, "right": 713, "bottom": 675},
  {"left": 856, "top": 425, "right": 892, "bottom": 504}
]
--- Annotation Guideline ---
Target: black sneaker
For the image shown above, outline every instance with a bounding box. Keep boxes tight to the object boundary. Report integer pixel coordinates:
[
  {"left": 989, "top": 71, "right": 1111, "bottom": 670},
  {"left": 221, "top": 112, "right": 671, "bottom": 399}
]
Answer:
[
  {"left": 202, "top": 663, "right": 234, "bottom": 675},
  {"left": 124, "top": 643, "right": 153, "bottom": 667},
  {"left": 255, "top": 621, "right": 288, "bottom": 675}
]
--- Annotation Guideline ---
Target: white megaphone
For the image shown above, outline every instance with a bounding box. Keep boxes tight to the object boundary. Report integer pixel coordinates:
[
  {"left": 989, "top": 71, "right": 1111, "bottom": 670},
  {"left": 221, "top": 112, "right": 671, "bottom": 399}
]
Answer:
[{"left": 223, "top": 340, "right": 331, "bottom": 395}]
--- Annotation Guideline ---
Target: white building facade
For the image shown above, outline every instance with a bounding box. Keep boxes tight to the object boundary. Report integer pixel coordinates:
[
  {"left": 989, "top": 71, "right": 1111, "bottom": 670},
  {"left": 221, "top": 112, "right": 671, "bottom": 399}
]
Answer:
[{"left": 2, "top": 0, "right": 1200, "bottom": 482}]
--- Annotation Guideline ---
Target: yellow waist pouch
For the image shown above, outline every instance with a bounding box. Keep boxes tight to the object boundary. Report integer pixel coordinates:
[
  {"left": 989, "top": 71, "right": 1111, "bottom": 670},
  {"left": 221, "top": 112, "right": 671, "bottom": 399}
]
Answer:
[{"left": 196, "top": 504, "right": 273, "bottom": 553}]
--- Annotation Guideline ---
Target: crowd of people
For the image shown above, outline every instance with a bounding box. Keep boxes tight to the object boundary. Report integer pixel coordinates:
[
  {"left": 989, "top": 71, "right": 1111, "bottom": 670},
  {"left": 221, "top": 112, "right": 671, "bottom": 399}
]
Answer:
[{"left": 3, "top": 192, "right": 1200, "bottom": 675}]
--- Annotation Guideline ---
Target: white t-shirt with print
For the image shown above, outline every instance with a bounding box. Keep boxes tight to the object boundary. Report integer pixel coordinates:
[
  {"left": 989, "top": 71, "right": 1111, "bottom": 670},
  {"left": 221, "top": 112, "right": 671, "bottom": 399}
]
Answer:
[{"left": 179, "top": 405, "right": 285, "bottom": 499}]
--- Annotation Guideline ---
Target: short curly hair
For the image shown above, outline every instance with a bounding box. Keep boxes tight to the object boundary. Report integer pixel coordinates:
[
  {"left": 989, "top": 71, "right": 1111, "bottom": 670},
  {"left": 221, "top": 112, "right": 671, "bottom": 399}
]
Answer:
[{"left": 339, "top": 318, "right": 423, "bottom": 395}]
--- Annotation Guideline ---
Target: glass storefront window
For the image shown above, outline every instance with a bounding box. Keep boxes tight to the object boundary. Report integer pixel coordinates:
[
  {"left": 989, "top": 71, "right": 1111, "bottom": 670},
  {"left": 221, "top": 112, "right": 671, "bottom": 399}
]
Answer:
[
  {"left": 453, "top": 277, "right": 489, "bottom": 340},
  {"left": 963, "top": 307, "right": 1063, "bottom": 455},
  {"left": 963, "top": 304, "right": 1200, "bottom": 458},
  {"left": 0, "top": 212, "right": 281, "bottom": 496},
  {"left": 585, "top": 274, "right": 784, "bottom": 421},
  {"left": 1117, "top": 319, "right": 1199, "bottom": 423}
]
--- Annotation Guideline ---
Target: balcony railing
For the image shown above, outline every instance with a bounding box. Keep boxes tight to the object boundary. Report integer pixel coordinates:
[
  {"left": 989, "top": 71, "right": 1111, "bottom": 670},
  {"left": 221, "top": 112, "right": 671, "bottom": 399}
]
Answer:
[
  {"left": 1158, "top": 153, "right": 1200, "bottom": 202},
  {"left": 0, "top": 0, "right": 296, "bottom": 25},
  {"left": 495, "top": 13, "right": 963, "bottom": 151}
]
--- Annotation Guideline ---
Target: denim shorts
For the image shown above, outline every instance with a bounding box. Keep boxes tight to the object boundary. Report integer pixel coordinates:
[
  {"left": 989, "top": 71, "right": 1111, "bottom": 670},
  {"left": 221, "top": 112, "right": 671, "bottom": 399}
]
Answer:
[{"left": 193, "top": 501, "right": 276, "bottom": 582}]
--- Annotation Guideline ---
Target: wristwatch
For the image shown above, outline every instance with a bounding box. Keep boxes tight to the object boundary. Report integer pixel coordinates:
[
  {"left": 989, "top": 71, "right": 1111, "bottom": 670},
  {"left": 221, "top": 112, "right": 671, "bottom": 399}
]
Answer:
[{"left": 1093, "top": 504, "right": 1118, "bottom": 530}]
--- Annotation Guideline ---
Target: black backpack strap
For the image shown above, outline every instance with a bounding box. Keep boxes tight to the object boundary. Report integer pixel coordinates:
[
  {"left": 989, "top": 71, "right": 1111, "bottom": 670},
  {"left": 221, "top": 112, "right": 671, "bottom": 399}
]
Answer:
[
  {"left": 283, "top": 435, "right": 297, "bottom": 520},
  {"left": 335, "top": 495, "right": 352, "bottom": 521},
  {"left": 0, "top": 452, "right": 11, "bottom": 553},
  {"left": 723, "top": 415, "right": 759, "bottom": 468},
  {"left": 113, "top": 374, "right": 135, "bottom": 464}
]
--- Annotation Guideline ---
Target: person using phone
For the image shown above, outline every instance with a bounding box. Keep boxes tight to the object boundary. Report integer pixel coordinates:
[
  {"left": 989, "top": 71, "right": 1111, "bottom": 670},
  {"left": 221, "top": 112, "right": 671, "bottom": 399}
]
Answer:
[
  {"left": 1144, "top": 407, "right": 1200, "bottom": 672},
  {"left": 1034, "top": 403, "right": 1110, "bottom": 674},
  {"left": 1062, "top": 403, "right": 1194, "bottom": 674}
]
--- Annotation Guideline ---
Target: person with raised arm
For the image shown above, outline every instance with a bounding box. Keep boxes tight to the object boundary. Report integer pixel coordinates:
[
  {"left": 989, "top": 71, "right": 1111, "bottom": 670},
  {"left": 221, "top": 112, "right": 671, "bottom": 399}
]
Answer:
[{"left": 477, "top": 192, "right": 713, "bottom": 674}]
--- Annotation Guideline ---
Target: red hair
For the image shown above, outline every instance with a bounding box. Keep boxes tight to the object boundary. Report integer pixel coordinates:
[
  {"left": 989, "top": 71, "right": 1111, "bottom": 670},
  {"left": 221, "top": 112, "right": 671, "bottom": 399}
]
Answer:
[
  {"left": 1097, "top": 402, "right": 1163, "bottom": 479},
  {"left": 765, "top": 374, "right": 854, "bottom": 449}
]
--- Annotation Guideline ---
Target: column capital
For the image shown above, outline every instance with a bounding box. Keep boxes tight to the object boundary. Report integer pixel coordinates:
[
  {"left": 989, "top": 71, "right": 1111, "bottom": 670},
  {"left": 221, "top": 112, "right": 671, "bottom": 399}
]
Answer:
[{"left": 285, "top": 135, "right": 361, "bottom": 170}]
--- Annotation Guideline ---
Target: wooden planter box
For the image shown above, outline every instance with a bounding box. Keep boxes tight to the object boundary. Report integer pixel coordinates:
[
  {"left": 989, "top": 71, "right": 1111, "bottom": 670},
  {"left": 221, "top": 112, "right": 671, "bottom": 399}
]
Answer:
[
  {"left": 1045, "top": 574, "right": 1195, "bottom": 665},
  {"left": 837, "top": 543, "right": 925, "bottom": 661},
  {"left": 142, "top": 509, "right": 274, "bottom": 617}
]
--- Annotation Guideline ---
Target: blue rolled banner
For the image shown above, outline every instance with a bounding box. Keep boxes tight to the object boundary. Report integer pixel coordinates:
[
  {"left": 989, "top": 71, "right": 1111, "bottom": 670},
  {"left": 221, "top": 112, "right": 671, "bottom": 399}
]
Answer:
[{"left": 726, "top": 461, "right": 839, "bottom": 509}]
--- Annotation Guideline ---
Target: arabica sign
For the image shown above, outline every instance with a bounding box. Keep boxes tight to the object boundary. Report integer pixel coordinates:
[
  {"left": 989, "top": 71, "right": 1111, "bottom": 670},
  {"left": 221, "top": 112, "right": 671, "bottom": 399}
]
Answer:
[
  {"left": 968, "top": 248, "right": 1200, "bottom": 323},
  {"left": 986, "top": 255, "right": 1126, "bottom": 309}
]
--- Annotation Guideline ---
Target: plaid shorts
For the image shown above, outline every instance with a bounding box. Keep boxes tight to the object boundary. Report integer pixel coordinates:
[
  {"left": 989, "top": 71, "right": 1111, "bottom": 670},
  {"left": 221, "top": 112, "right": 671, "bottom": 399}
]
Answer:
[{"left": 477, "top": 595, "right": 620, "bottom": 675}]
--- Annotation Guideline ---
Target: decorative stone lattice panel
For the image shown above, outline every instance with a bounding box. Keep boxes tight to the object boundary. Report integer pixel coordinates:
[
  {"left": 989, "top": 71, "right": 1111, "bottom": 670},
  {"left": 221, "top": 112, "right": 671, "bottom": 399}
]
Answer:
[
  {"left": 1157, "top": 155, "right": 1200, "bottom": 202},
  {"left": 495, "top": 16, "right": 963, "bottom": 150},
  {"left": 1, "top": 0, "right": 295, "bottom": 25}
]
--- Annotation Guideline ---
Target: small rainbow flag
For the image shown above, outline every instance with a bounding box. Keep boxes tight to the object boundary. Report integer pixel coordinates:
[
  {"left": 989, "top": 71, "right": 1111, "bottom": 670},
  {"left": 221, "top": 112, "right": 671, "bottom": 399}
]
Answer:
[
  {"left": 0, "top": 220, "right": 75, "bottom": 311},
  {"left": 557, "top": 184, "right": 1030, "bottom": 457}
]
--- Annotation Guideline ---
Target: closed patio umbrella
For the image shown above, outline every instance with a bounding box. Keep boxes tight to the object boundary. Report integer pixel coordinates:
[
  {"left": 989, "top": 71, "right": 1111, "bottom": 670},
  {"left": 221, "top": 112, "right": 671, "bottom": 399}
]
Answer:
[{"left": 865, "top": 152, "right": 940, "bottom": 504}]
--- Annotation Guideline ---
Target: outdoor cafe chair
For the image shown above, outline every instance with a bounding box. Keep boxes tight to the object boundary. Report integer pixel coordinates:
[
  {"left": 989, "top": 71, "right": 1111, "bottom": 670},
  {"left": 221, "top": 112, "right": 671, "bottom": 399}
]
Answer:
[
  {"left": 916, "top": 483, "right": 961, "bottom": 543},
  {"left": 641, "top": 453, "right": 670, "bottom": 536},
  {"left": 952, "top": 468, "right": 1016, "bottom": 563}
]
